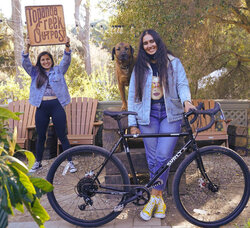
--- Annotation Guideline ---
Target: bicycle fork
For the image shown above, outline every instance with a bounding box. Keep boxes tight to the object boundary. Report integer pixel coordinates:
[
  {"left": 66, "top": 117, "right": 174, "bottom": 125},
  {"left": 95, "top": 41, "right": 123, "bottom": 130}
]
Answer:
[{"left": 195, "top": 152, "right": 219, "bottom": 192}]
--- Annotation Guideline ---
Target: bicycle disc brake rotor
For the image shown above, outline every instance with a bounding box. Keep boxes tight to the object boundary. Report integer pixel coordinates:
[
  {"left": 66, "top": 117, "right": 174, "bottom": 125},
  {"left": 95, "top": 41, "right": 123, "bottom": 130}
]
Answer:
[{"left": 132, "top": 187, "right": 150, "bottom": 206}]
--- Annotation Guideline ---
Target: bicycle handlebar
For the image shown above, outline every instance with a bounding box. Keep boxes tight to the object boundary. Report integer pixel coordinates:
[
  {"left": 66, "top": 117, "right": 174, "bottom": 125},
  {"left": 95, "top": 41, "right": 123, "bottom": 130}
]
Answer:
[
  {"left": 185, "top": 102, "right": 223, "bottom": 133},
  {"left": 189, "top": 102, "right": 204, "bottom": 124}
]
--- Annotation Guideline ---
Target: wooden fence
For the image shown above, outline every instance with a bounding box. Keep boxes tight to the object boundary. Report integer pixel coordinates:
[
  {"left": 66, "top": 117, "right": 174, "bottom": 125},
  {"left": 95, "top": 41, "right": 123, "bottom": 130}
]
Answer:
[{"left": 96, "top": 99, "right": 250, "bottom": 128}]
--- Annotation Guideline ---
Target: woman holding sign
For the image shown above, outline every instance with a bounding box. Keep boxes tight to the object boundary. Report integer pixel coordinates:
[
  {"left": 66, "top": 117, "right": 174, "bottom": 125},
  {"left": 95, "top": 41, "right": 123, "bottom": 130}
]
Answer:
[{"left": 22, "top": 37, "right": 76, "bottom": 173}]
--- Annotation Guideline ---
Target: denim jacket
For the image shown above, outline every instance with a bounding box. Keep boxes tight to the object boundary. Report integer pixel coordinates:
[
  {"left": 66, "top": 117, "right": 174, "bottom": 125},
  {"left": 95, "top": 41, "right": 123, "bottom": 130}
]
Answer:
[
  {"left": 22, "top": 50, "right": 71, "bottom": 107},
  {"left": 128, "top": 56, "right": 191, "bottom": 126}
]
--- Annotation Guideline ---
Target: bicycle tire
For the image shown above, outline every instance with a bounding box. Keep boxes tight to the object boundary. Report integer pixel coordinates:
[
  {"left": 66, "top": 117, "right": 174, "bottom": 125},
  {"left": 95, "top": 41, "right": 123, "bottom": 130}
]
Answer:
[
  {"left": 173, "top": 146, "right": 250, "bottom": 227},
  {"left": 46, "top": 145, "right": 130, "bottom": 227}
]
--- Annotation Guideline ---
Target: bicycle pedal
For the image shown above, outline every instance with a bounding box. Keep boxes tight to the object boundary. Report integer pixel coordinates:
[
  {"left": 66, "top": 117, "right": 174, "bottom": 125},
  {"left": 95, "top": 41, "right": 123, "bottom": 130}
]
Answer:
[{"left": 114, "top": 204, "right": 124, "bottom": 212}]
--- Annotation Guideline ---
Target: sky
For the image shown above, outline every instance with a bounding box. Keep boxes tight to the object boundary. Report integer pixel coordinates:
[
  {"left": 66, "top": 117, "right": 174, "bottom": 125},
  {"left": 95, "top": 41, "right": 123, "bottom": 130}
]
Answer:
[{"left": 0, "top": 0, "right": 110, "bottom": 25}]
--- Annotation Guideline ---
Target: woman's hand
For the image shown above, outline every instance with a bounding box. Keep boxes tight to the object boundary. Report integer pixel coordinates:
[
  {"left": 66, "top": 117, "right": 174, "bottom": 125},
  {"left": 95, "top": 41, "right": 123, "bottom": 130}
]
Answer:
[
  {"left": 65, "top": 36, "right": 71, "bottom": 51},
  {"left": 184, "top": 100, "right": 196, "bottom": 113},
  {"left": 130, "top": 126, "right": 140, "bottom": 135},
  {"left": 24, "top": 38, "right": 31, "bottom": 54}
]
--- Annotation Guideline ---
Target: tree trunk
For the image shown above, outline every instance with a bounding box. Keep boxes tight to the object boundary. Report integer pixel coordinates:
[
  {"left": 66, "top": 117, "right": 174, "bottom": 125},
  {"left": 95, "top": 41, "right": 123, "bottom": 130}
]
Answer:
[
  {"left": 74, "top": 0, "right": 92, "bottom": 75},
  {"left": 11, "top": 0, "right": 23, "bottom": 88}
]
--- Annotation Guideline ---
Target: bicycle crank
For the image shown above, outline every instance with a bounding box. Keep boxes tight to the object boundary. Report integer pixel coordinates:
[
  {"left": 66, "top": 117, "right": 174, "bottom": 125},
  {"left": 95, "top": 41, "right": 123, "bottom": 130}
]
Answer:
[{"left": 113, "top": 186, "right": 150, "bottom": 212}]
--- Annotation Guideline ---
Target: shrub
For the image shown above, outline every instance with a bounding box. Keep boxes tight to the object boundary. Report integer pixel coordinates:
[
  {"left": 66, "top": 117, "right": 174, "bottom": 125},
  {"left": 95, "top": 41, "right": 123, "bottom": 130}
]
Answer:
[{"left": 0, "top": 107, "right": 53, "bottom": 228}]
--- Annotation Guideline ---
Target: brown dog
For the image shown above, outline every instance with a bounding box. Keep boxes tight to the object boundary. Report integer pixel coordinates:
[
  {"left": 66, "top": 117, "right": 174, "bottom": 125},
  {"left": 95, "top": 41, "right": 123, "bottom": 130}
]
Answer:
[{"left": 112, "top": 42, "right": 135, "bottom": 110}]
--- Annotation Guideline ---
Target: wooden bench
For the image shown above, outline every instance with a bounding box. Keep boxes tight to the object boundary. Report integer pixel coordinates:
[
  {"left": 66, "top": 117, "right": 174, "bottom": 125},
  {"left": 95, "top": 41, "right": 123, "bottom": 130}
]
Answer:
[
  {"left": 57, "top": 97, "right": 102, "bottom": 154},
  {"left": 191, "top": 99, "right": 229, "bottom": 147},
  {"left": 8, "top": 100, "right": 36, "bottom": 148}
]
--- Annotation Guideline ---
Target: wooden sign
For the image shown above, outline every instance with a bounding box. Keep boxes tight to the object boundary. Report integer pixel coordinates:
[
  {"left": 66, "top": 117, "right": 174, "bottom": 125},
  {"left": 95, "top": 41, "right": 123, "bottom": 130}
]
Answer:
[{"left": 25, "top": 5, "right": 67, "bottom": 46}]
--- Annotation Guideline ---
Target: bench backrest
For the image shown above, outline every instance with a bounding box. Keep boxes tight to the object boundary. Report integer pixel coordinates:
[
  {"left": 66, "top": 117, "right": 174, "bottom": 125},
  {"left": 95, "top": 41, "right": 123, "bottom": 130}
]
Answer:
[
  {"left": 65, "top": 97, "right": 98, "bottom": 135},
  {"left": 8, "top": 100, "right": 36, "bottom": 141}
]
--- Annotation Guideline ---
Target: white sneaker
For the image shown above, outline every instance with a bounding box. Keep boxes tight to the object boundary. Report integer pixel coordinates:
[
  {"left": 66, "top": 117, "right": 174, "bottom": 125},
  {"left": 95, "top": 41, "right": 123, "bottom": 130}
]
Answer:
[
  {"left": 29, "top": 161, "right": 42, "bottom": 173},
  {"left": 68, "top": 161, "right": 77, "bottom": 173}
]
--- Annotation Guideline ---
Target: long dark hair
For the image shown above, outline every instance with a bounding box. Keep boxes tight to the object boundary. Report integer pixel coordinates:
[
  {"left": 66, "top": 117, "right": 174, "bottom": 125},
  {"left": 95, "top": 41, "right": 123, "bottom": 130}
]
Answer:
[
  {"left": 134, "top": 29, "right": 174, "bottom": 101},
  {"left": 35, "top": 51, "right": 54, "bottom": 88}
]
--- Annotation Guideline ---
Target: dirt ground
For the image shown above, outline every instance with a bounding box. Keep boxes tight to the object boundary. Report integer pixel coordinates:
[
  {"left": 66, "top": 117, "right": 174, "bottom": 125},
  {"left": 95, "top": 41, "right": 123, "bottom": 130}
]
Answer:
[{"left": 8, "top": 154, "right": 250, "bottom": 228}]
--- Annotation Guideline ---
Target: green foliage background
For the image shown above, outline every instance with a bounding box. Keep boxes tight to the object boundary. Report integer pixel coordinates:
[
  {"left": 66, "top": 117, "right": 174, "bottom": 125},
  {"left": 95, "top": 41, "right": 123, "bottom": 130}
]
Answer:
[
  {"left": 0, "top": 1, "right": 249, "bottom": 104},
  {"left": 101, "top": 0, "right": 250, "bottom": 99}
]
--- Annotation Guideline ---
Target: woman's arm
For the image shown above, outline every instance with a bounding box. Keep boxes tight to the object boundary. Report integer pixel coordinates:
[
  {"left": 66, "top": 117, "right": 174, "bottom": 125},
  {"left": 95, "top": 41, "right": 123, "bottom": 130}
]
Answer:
[
  {"left": 59, "top": 37, "right": 72, "bottom": 74},
  {"left": 128, "top": 70, "right": 138, "bottom": 127},
  {"left": 22, "top": 38, "right": 36, "bottom": 76},
  {"left": 24, "top": 38, "right": 30, "bottom": 54},
  {"left": 175, "top": 58, "right": 196, "bottom": 112}
]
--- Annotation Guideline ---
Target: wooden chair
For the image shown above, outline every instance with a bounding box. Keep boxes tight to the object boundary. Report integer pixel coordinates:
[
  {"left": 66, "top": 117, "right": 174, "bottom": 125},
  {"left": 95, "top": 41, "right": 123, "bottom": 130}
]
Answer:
[
  {"left": 190, "top": 99, "right": 229, "bottom": 147},
  {"left": 8, "top": 100, "right": 36, "bottom": 148},
  {"left": 57, "top": 97, "right": 101, "bottom": 154}
]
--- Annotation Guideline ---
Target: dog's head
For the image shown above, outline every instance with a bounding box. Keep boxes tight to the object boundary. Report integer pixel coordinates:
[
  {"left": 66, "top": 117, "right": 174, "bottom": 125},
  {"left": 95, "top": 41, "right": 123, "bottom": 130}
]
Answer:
[{"left": 112, "top": 42, "right": 134, "bottom": 63}]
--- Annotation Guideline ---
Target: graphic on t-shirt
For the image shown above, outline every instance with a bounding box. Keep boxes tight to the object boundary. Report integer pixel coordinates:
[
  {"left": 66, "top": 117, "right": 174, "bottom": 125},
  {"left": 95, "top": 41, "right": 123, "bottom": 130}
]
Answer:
[{"left": 151, "top": 75, "right": 163, "bottom": 100}]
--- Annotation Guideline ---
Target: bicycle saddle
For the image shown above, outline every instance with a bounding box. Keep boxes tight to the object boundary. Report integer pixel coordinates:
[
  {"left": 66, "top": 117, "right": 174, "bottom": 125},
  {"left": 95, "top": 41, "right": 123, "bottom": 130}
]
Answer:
[{"left": 103, "top": 110, "right": 137, "bottom": 120}]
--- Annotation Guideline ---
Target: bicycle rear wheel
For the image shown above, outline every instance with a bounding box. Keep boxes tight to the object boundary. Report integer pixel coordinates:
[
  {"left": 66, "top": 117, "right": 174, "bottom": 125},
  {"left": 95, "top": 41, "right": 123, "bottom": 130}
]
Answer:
[
  {"left": 173, "top": 146, "right": 250, "bottom": 227},
  {"left": 47, "top": 145, "right": 130, "bottom": 227}
]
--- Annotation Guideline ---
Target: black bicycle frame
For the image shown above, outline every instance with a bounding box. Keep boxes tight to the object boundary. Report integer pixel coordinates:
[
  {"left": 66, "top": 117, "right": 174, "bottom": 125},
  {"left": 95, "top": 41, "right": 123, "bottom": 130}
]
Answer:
[{"left": 93, "top": 113, "right": 213, "bottom": 194}]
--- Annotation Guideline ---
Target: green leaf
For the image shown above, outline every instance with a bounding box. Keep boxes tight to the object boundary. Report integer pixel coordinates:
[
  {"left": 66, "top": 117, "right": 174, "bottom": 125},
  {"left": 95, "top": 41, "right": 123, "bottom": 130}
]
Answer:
[
  {"left": 23, "top": 200, "right": 43, "bottom": 227},
  {"left": 31, "top": 198, "right": 50, "bottom": 223},
  {"left": 0, "top": 107, "right": 20, "bottom": 120},
  {"left": 15, "top": 202, "right": 24, "bottom": 213},
  {"left": 30, "top": 177, "right": 54, "bottom": 193},
  {"left": 5, "top": 179, "right": 17, "bottom": 209},
  {"left": 7, "top": 178, "right": 23, "bottom": 210},
  {"left": 0, "top": 207, "right": 8, "bottom": 228},
  {"left": 21, "top": 191, "right": 34, "bottom": 203},
  {"left": 2, "top": 185, "right": 14, "bottom": 215},
  {"left": 11, "top": 166, "right": 36, "bottom": 194},
  {"left": 16, "top": 150, "right": 35, "bottom": 170},
  {"left": 0, "top": 162, "right": 11, "bottom": 173},
  {"left": 4, "top": 155, "right": 29, "bottom": 173}
]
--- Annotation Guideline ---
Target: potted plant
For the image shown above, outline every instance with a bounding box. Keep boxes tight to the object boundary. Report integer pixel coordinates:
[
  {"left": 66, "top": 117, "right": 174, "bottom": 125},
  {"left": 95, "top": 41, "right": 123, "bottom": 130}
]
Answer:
[{"left": 0, "top": 106, "right": 53, "bottom": 228}]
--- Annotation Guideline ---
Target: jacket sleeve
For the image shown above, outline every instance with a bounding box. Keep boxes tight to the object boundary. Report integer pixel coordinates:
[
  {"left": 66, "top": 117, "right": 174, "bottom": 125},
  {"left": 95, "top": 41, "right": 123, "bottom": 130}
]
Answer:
[
  {"left": 59, "top": 50, "right": 72, "bottom": 75},
  {"left": 175, "top": 58, "right": 191, "bottom": 105},
  {"left": 128, "top": 69, "right": 137, "bottom": 127},
  {"left": 21, "top": 52, "right": 36, "bottom": 77}
]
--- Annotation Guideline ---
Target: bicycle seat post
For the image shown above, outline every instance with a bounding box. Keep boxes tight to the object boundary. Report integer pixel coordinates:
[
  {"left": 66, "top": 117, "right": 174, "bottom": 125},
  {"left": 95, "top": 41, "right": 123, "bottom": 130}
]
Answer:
[
  {"left": 115, "top": 117, "right": 128, "bottom": 149},
  {"left": 116, "top": 118, "right": 125, "bottom": 136}
]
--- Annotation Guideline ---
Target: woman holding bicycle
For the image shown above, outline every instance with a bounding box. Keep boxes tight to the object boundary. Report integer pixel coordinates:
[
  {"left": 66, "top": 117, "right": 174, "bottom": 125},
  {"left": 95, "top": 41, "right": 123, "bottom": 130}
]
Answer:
[
  {"left": 22, "top": 37, "right": 76, "bottom": 173},
  {"left": 128, "top": 29, "right": 195, "bottom": 221}
]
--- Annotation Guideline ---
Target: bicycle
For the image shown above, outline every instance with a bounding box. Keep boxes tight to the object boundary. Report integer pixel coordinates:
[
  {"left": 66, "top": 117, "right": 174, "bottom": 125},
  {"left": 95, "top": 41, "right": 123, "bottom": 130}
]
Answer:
[{"left": 46, "top": 102, "right": 250, "bottom": 227}]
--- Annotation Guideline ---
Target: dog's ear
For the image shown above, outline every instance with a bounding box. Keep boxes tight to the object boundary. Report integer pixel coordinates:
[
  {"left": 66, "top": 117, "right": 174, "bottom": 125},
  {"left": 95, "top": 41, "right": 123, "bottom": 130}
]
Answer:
[
  {"left": 130, "top": 45, "right": 134, "bottom": 56},
  {"left": 112, "top": 47, "right": 116, "bottom": 60}
]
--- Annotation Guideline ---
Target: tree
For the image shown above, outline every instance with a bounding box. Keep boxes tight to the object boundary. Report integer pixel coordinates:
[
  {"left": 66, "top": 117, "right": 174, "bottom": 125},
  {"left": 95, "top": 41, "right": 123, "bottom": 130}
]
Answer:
[
  {"left": 11, "top": 0, "right": 23, "bottom": 89},
  {"left": 0, "top": 14, "right": 15, "bottom": 77},
  {"left": 75, "top": 0, "right": 92, "bottom": 74},
  {"left": 102, "top": 0, "right": 249, "bottom": 99}
]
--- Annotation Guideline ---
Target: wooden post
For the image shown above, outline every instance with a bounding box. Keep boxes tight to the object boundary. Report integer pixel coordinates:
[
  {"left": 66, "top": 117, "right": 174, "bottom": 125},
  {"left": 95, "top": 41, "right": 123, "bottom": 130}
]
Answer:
[{"left": 228, "top": 125, "right": 248, "bottom": 156}]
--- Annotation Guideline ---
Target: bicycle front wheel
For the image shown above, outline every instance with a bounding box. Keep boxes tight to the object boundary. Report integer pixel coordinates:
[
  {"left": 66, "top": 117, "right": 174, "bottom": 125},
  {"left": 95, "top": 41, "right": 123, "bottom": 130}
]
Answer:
[
  {"left": 173, "top": 146, "right": 250, "bottom": 227},
  {"left": 47, "top": 145, "right": 130, "bottom": 227}
]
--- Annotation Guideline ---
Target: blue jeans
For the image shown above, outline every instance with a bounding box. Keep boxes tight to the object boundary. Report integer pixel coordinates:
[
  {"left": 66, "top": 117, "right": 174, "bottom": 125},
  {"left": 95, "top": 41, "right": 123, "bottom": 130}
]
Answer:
[{"left": 139, "top": 102, "right": 182, "bottom": 191}]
